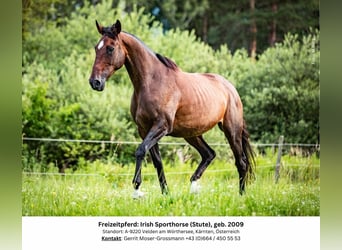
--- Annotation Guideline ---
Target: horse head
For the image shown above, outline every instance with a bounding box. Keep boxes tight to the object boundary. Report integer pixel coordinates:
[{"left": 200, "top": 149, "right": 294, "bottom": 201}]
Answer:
[{"left": 89, "top": 20, "right": 126, "bottom": 91}]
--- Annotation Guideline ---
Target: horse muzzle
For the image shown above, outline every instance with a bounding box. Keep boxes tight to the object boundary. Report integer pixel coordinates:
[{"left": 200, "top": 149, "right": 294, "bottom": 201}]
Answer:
[{"left": 89, "top": 78, "right": 105, "bottom": 91}]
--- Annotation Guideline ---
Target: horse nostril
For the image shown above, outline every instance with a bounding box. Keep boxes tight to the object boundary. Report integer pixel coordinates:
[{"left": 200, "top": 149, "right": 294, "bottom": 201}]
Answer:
[
  {"left": 94, "top": 80, "right": 101, "bottom": 88},
  {"left": 89, "top": 78, "right": 104, "bottom": 91},
  {"left": 89, "top": 79, "right": 101, "bottom": 88}
]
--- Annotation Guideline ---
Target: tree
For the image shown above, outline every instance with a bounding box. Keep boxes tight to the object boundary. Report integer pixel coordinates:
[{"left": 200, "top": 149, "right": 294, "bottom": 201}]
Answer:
[
  {"left": 249, "top": 0, "right": 257, "bottom": 59},
  {"left": 22, "top": 0, "right": 100, "bottom": 41},
  {"left": 192, "top": 0, "right": 319, "bottom": 55},
  {"left": 268, "top": 2, "right": 277, "bottom": 47},
  {"left": 23, "top": 0, "right": 319, "bottom": 55}
]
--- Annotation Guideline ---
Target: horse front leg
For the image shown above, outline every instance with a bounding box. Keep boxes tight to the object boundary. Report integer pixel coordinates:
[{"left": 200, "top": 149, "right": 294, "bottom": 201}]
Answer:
[
  {"left": 150, "top": 144, "right": 168, "bottom": 194},
  {"left": 185, "top": 136, "right": 216, "bottom": 194},
  {"left": 132, "top": 147, "right": 144, "bottom": 199},
  {"left": 132, "top": 124, "right": 169, "bottom": 198}
]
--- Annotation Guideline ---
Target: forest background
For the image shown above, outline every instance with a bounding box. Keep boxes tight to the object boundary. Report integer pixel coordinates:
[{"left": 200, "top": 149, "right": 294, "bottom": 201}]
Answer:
[{"left": 22, "top": 0, "right": 320, "bottom": 172}]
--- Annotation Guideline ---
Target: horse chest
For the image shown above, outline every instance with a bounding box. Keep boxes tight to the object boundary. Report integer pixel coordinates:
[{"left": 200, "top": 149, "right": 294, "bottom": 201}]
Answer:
[{"left": 131, "top": 97, "right": 162, "bottom": 127}]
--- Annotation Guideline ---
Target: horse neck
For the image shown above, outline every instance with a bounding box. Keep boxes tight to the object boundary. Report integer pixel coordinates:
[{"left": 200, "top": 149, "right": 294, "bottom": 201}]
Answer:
[{"left": 121, "top": 32, "right": 161, "bottom": 91}]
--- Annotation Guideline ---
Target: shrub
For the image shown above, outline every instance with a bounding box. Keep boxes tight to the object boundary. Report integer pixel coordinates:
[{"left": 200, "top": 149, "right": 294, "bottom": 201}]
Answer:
[{"left": 240, "top": 31, "right": 320, "bottom": 144}]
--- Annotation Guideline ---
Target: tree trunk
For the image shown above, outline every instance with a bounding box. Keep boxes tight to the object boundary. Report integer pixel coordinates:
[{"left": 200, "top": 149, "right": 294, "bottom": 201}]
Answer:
[
  {"left": 269, "top": 2, "right": 278, "bottom": 47},
  {"left": 202, "top": 13, "right": 208, "bottom": 43},
  {"left": 250, "top": 0, "right": 257, "bottom": 59}
]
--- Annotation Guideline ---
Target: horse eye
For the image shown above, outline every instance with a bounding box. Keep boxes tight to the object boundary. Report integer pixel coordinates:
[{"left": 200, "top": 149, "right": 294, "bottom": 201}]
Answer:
[{"left": 106, "top": 46, "right": 114, "bottom": 54}]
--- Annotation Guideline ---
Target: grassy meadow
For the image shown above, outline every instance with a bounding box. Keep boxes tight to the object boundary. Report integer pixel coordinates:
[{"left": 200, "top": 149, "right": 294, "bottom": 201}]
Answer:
[{"left": 22, "top": 151, "right": 319, "bottom": 216}]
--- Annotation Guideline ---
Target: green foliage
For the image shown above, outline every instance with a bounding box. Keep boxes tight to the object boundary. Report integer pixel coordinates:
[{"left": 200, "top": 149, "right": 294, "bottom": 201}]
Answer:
[
  {"left": 22, "top": 1, "right": 319, "bottom": 171},
  {"left": 239, "top": 31, "right": 320, "bottom": 143}
]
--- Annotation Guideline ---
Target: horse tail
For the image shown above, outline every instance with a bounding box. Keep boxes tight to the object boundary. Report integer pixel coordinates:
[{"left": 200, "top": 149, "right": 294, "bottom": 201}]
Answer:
[{"left": 242, "top": 120, "right": 255, "bottom": 182}]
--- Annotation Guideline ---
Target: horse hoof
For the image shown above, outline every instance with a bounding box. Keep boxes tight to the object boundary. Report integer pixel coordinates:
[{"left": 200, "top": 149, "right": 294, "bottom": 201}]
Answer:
[
  {"left": 161, "top": 186, "right": 169, "bottom": 195},
  {"left": 132, "top": 189, "right": 144, "bottom": 199},
  {"left": 190, "top": 181, "right": 201, "bottom": 194}
]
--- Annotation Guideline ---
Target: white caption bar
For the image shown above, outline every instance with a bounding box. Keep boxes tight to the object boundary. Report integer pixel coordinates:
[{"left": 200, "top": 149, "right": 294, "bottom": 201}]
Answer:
[{"left": 22, "top": 216, "right": 319, "bottom": 250}]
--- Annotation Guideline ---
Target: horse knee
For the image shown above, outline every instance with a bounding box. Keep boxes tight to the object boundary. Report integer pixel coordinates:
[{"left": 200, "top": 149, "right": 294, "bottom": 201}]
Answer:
[{"left": 135, "top": 146, "right": 146, "bottom": 160}]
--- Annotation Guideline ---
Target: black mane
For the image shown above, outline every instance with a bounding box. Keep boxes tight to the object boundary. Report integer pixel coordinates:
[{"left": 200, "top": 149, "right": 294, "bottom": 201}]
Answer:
[
  {"left": 156, "top": 53, "right": 178, "bottom": 71},
  {"left": 109, "top": 31, "right": 179, "bottom": 71}
]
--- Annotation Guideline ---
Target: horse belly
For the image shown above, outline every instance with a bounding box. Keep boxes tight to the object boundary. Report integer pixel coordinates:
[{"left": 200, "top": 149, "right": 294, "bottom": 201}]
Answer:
[
  {"left": 170, "top": 121, "right": 219, "bottom": 137},
  {"left": 170, "top": 100, "right": 226, "bottom": 137}
]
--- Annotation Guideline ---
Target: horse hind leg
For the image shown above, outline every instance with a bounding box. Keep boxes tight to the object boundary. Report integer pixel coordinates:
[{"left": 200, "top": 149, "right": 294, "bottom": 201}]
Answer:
[
  {"left": 219, "top": 120, "right": 254, "bottom": 195},
  {"left": 185, "top": 136, "right": 216, "bottom": 193}
]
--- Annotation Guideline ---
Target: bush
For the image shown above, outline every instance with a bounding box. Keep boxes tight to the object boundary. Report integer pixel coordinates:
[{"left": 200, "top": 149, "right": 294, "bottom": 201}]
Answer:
[{"left": 240, "top": 31, "right": 320, "bottom": 144}]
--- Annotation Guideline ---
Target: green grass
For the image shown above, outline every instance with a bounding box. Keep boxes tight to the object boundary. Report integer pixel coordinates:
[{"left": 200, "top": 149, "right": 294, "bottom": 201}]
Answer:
[{"left": 22, "top": 153, "right": 319, "bottom": 216}]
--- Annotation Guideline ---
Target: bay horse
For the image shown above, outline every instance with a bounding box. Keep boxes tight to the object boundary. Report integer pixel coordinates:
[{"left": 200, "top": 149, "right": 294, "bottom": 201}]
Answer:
[{"left": 89, "top": 20, "right": 255, "bottom": 198}]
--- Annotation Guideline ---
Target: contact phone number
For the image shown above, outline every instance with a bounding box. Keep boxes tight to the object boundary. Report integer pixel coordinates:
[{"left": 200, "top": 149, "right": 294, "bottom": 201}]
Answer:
[{"left": 186, "top": 236, "right": 241, "bottom": 241}]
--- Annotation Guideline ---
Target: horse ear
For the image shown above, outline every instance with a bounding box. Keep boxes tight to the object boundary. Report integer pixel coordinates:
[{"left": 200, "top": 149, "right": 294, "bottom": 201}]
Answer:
[
  {"left": 111, "top": 19, "right": 121, "bottom": 34},
  {"left": 96, "top": 20, "right": 103, "bottom": 35}
]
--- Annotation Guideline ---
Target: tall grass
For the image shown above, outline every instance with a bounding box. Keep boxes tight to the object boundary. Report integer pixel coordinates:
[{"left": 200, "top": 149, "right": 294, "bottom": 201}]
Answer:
[{"left": 22, "top": 152, "right": 319, "bottom": 216}]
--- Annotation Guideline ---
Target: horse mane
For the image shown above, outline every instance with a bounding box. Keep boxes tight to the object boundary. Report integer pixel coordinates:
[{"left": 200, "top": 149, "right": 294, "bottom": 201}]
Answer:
[
  {"left": 121, "top": 31, "right": 179, "bottom": 71},
  {"left": 155, "top": 53, "right": 179, "bottom": 71}
]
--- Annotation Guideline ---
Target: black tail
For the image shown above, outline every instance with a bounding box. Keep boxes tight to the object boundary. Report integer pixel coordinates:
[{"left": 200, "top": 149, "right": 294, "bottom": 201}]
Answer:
[{"left": 242, "top": 121, "right": 255, "bottom": 183}]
